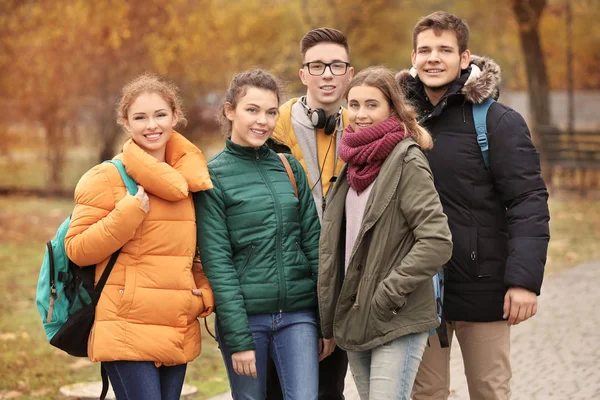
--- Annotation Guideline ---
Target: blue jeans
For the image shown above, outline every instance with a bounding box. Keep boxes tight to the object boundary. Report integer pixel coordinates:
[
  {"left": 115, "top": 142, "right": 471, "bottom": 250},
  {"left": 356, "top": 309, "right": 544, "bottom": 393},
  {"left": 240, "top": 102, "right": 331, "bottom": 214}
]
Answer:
[
  {"left": 216, "top": 309, "right": 319, "bottom": 400},
  {"left": 101, "top": 361, "right": 187, "bottom": 400},
  {"left": 347, "top": 332, "right": 428, "bottom": 400}
]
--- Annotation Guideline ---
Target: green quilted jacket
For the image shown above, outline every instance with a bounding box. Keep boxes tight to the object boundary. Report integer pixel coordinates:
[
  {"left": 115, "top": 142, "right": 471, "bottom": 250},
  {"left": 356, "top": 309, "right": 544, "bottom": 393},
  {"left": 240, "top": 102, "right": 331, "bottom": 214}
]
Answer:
[{"left": 194, "top": 140, "right": 320, "bottom": 353}]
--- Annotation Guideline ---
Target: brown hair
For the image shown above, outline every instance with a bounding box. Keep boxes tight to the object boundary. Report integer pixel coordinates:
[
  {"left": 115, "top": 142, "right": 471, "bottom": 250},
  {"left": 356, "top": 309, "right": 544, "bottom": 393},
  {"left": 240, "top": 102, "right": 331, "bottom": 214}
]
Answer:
[
  {"left": 413, "top": 11, "right": 470, "bottom": 54},
  {"left": 116, "top": 73, "right": 187, "bottom": 129},
  {"left": 346, "top": 66, "right": 433, "bottom": 150},
  {"left": 300, "top": 27, "right": 350, "bottom": 61},
  {"left": 219, "top": 69, "right": 282, "bottom": 136}
]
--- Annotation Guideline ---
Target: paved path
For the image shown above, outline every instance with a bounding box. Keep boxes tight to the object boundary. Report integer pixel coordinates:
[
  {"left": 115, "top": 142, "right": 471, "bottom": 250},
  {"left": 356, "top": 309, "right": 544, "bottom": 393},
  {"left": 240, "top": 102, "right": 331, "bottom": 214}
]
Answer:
[{"left": 208, "top": 261, "right": 600, "bottom": 400}]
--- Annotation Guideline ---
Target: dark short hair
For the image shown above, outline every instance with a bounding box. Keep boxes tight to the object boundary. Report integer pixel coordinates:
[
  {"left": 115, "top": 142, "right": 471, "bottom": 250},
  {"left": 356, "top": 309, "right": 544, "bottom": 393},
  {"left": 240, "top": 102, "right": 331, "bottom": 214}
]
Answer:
[
  {"left": 413, "top": 11, "right": 470, "bottom": 54},
  {"left": 300, "top": 27, "right": 350, "bottom": 61}
]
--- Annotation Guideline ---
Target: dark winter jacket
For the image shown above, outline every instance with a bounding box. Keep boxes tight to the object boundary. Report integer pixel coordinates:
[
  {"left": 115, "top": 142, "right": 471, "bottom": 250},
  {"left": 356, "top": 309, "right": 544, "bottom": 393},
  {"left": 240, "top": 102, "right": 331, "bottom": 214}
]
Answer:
[
  {"left": 194, "top": 140, "right": 320, "bottom": 353},
  {"left": 397, "top": 56, "right": 550, "bottom": 322}
]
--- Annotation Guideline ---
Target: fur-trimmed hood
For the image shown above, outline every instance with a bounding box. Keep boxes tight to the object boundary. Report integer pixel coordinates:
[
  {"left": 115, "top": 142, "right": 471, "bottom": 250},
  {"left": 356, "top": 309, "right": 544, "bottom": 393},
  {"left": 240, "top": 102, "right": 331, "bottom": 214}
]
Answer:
[{"left": 396, "top": 55, "right": 501, "bottom": 104}]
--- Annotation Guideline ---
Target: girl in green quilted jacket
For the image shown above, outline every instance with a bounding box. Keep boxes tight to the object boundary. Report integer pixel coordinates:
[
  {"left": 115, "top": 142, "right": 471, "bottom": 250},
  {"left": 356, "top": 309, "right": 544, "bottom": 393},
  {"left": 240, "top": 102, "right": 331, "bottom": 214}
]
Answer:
[{"left": 194, "top": 69, "right": 321, "bottom": 400}]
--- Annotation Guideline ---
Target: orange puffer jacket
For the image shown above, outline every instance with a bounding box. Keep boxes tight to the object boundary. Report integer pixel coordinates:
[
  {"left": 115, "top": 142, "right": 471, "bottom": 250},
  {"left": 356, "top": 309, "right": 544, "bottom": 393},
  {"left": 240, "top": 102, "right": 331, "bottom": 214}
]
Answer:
[{"left": 65, "top": 132, "right": 214, "bottom": 365}]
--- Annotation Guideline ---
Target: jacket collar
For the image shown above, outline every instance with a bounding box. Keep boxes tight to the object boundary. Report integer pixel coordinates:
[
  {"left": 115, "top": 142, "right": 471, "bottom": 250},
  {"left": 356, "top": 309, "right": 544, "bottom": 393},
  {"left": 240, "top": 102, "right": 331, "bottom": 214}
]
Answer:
[
  {"left": 397, "top": 55, "right": 502, "bottom": 106},
  {"left": 225, "top": 138, "right": 272, "bottom": 160},
  {"left": 121, "top": 131, "right": 213, "bottom": 201}
]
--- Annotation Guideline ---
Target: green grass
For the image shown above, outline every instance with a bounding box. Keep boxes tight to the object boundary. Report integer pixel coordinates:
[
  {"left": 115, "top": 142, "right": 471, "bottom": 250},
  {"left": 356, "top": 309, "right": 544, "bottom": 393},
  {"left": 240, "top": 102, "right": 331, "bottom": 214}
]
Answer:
[
  {"left": 0, "top": 196, "right": 228, "bottom": 399},
  {"left": 0, "top": 193, "right": 597, "bottom": 399},
  {"left": 0, "top": 158, "right": 95, "bottom": 191},
  {"left": 0, "top": 134, "right": 225, "bottom": 193}
]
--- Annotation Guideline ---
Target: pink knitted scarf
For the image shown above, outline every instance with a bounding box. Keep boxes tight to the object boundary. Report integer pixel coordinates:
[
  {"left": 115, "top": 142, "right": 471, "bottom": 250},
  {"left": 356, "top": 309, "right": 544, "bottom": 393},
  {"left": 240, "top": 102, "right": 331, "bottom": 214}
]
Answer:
[{"left": 339, "top": 117, "right": 410, "bottom": 192}]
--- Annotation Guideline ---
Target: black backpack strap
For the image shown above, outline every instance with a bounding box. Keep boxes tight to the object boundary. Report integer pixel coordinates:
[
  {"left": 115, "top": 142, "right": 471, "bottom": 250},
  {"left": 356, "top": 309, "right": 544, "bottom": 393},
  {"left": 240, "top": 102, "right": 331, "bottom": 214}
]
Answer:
[
  {"left": 100, "top": 363, "right": 109, "bottom": 400},
  {"left": 91, "top": 249, "right": 122, "bottom": 305},
  {"left": 436, "top": 310, "right": 450, "bottom": 348}
]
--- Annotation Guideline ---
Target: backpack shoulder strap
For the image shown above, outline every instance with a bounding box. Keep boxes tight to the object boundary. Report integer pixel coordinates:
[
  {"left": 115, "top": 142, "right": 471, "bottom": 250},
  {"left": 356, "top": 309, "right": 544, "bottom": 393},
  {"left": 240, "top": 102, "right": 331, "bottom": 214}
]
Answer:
[
  {"left": 277, "top": 153, "right": 298, "bottom": 199},
  {"left": 473, "top": 97, "right": 495, "bottom": 170},
  {"left": 104, "top": 160, "right": 138, "bottom": 195}
]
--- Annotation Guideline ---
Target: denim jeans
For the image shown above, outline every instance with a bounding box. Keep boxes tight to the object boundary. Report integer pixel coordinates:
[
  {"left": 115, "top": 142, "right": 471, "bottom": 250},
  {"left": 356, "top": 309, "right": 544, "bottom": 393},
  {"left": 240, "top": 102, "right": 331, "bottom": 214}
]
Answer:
[
  {"left": 265, "top": 343, "right": 348, "bottom": 400},
  {"left": 101, "top": 360, "right": 187, "bottom": 400},
  {"left": 347, "top": 332, "right": 428, "bottom": 400},
  {"left": 216, "top": 309, "right": 319, "bottom": 400}
]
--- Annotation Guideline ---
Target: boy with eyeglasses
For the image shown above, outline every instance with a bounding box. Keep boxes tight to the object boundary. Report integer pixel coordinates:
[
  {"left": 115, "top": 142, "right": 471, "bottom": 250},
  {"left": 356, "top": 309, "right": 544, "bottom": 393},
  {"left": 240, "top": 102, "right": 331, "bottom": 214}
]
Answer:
[{"left": 266, "top": 27, "right": 354, "bottom": 400}]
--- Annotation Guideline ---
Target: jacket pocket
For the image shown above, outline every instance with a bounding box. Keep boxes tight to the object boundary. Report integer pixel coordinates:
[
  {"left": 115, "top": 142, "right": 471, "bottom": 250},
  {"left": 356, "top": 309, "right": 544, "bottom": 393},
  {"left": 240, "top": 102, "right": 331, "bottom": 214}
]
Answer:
[
  {"left": 193, "top": 294, "right": 206, "bottom": 320},
  {"left": 295, "top": 241, "right": 310, "bottom": 266},
  {"left": 469, "top": 226, "right": 479, "bottom": 278},
  {"left": 238, "top": 244, "right": 256, "bottom": 278},
  {"left": 117, "top": 266, "right": 136, "bottom": 317}
]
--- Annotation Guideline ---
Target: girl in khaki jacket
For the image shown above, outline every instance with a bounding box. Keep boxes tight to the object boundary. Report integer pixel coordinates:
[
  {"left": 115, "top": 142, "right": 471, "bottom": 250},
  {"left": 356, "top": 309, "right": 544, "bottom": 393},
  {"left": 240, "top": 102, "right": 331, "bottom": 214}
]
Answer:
[
  {"left": 317, "top": 67, "right": 452, "bottom": 400},
  {"left": 65, "top": 74, "right": 214, "bottom": 399}
]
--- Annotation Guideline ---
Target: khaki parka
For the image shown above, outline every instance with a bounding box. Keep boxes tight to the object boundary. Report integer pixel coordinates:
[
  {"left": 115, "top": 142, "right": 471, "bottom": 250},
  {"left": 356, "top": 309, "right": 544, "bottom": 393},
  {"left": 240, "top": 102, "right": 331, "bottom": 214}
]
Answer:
[
  {"left": 318, "top": 138, "right": 453, "bottom": 351},
  {"left": 65, "top": 132, "right": 214, "bottom": 365}
]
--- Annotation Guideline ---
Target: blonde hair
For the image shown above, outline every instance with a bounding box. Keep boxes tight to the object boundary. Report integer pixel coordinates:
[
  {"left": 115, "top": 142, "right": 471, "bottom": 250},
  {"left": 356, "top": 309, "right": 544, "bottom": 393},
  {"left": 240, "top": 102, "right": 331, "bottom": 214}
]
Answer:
[
  {"left": 116, "top": 73, "right": 187, "bottom": 129},
  {"left": 346, "top": 66, "right": 433, "bottom": 150}
]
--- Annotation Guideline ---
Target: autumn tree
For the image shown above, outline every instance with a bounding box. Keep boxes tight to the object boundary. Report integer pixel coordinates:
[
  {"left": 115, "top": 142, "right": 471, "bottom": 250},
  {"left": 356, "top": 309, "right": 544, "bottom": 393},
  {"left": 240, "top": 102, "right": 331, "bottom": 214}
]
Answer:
[{"left": 510, "top": 0, "right": 551, "bottom": 128}]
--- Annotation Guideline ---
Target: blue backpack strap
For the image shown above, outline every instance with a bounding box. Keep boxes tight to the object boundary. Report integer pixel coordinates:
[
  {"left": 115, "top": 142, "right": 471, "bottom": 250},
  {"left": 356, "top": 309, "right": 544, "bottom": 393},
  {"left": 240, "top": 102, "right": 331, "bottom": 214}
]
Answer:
[
  {"left": 104, "top": 160, "right": 138, "bottom": 195},
  {"left": 473, "top": 97, "right": 495, "bottom": 170}
]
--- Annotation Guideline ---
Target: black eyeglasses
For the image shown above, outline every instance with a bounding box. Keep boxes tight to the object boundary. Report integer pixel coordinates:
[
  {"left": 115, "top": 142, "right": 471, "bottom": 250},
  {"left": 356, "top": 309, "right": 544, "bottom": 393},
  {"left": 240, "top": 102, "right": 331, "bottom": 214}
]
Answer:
[{"left": 302, "top": 61, "right": 351, "bottom": 76}]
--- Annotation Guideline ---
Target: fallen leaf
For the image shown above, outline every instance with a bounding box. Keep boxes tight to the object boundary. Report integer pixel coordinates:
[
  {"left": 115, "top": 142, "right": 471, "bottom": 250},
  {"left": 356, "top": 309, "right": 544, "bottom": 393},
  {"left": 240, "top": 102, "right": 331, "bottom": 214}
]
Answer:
[
  {"left": 0, "top": 391, "right": 23, "bottom": 399},
  {"left": 30, "top": 388, "right": 52, "bottom": 397},
  {"left": 565, "top": 252, "right": 578, "bottom": 262},
  {"left": 0, "top": 333, "right": 17, "bottom": 341},
  {"left": 69, "top": 358, "right": 93, "bottom": 370}
]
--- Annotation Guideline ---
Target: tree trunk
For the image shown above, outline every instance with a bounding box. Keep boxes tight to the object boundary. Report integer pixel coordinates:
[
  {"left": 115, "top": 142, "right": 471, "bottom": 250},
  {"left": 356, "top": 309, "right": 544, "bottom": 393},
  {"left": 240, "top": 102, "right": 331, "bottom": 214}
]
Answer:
[
  {"left": 44, "top": 115, "right": 66, "bottom": 190},
  {"left": 99, "top": 127, "right": 122, "bottom": 163},
  {"left": 511, "top": 0, "right": 551, "bottom": 128},
  {"left": 511, "top": 0, "right": 553, "bottom": 182}
]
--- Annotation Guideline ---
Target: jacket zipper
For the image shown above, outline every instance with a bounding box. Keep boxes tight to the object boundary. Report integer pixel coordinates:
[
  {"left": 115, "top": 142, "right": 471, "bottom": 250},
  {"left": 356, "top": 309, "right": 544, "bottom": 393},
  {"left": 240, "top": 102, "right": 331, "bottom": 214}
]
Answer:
[
  {"left": 256, "top": 152, "right": 287, "bottom": 312},
  {"left": 46, "top": 241, "right": 57, "bottom": 322}
]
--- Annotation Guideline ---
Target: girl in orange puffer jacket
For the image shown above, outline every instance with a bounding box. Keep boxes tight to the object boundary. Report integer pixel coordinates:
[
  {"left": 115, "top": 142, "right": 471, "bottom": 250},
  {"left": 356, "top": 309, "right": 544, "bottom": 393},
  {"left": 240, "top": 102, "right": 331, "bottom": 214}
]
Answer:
[{"left": 65, "top": 74, "right": 214, "bottom": 400}]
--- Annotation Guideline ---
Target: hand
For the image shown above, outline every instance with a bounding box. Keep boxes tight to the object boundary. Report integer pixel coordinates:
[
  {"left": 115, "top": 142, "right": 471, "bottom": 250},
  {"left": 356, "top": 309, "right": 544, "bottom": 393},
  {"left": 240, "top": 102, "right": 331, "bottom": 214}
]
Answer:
[
  {"left": 319, "top": 338, "right": 336, "bottom": 361},
  {"left": 231, "top": 350, "right": 256, "bottom": 378},
  {"left": 192, "top": 289, "right": 203, "bottom": 296},
  {"left": 503, "top": 287, "right": 537, "bottom": 325},
  {"left": 232, "top": 350, "right": 257, "bottom": 378},
  {"left": 134, "top": 185, "right": 150, "bottom": 213}
]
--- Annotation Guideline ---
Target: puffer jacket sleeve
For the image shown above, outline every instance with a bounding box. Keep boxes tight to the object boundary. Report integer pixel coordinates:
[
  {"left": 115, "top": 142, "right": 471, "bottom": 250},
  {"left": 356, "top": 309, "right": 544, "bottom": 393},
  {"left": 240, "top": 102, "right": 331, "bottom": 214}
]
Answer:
[
  {"left": 194, "top": 169, "right": 255, "bottom": 354},
  {"left": 488, "top": 108, "right": 550, "bottom": 295},
  {"left": 65, "top": 164, "right": 147, "bottom": 266},
  {"left": 271, "top": 106, "right": 292, "bottom": 148},
  {"left": 287, "top": 155, "right": 320, "bottom": 281},
  {"left": 374, "top": 147, "right": 453, "bottom": 310}
]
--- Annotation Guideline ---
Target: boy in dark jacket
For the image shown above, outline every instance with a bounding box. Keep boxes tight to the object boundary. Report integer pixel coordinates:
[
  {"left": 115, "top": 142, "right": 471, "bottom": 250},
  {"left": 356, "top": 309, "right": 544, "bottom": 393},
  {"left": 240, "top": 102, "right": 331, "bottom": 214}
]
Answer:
[{"left": 398, "top": 11, "right": 550, "bottom": 400}]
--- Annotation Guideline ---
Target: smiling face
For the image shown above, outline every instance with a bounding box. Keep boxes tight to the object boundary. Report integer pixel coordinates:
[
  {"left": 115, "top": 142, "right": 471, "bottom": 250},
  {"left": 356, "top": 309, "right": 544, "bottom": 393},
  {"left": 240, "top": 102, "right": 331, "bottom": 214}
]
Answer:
[
  {"left": 299, "top": 43, "right": 354, "bottom": 116},
  {"left": 412, "top": 29, "right": 470, "bottom": 105},
  {"left": 125, "top": 92, "right": 178, "bottom": 161},
  {"left": 225, "top": 86, "right": 279, "bottom": 148},
  {"left": 347, "top": 85, "right": 393, "bottom": 132}
]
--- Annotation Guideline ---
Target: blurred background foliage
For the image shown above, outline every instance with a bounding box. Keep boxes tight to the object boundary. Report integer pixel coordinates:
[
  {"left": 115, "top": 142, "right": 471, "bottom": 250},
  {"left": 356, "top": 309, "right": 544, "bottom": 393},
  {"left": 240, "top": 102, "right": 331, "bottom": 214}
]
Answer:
[
  {"left": 0, "top": 0, "right": 599, "bottom": 191},
  {"left": 1, "top": 1, "right": 599, "bottom": 398}
]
